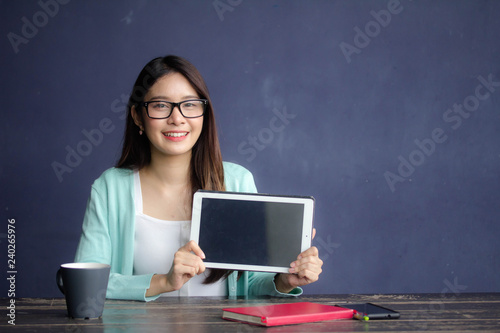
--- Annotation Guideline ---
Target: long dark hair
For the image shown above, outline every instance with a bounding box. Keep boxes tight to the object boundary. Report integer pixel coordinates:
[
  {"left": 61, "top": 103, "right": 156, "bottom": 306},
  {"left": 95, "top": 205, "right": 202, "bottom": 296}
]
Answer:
[{"left": 117, "top": 55, "right": 238, "bottom": 283}]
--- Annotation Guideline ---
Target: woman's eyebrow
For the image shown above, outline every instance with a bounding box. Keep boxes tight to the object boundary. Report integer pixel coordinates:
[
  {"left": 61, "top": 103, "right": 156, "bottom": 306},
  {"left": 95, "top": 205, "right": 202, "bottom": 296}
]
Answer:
[
  {"left": 148, "top": 95, "right": 169, "bottom": 101},
  {"left": 148, "top": 95, "right": 200, "bottom": 101},
  {"left": 181, "top": 95, "right": 201, "bottom": 100}
]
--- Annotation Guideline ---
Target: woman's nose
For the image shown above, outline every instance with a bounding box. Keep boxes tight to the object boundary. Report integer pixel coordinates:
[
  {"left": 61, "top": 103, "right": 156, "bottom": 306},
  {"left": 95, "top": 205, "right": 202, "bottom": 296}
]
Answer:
[{"left": 167, "top": 105, "right": 185, "bottom": 124}]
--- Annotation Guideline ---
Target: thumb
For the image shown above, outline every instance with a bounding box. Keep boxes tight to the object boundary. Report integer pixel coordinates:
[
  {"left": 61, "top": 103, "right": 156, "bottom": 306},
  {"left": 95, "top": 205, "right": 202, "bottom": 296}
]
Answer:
[{"left": 182, "top": 240, "right": 206, "bottom": 259}]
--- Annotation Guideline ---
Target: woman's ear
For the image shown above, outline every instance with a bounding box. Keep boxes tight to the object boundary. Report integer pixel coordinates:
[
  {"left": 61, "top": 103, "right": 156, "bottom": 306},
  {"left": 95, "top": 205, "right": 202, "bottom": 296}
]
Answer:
[{"left": 131, "top": 105, "right": 144, "bottom": 131}]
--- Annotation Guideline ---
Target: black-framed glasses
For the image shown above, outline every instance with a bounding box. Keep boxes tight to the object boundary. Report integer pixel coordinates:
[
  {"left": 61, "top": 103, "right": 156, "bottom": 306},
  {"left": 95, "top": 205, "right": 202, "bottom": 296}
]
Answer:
[{"left": 143, "top": 99, "right": 208, "bottom": 119}]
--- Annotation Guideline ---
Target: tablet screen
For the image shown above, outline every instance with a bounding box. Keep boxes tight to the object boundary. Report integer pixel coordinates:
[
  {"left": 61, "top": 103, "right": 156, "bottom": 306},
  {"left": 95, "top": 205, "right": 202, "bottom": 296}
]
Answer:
[{"left": 200, "top": 198, "right": 304, "bottom": 267}]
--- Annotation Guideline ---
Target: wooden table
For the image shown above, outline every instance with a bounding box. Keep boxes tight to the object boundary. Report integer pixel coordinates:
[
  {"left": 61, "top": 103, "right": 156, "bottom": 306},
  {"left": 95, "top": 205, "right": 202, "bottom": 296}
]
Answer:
[{"left": 2, "top": 293, "right": 500, "bottom": 332}]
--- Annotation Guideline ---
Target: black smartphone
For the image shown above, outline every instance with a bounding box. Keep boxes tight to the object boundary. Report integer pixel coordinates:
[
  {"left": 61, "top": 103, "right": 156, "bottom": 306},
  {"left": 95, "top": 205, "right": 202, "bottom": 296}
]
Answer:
[{"left": 337, "top": 303, "right": 400, "bottom": 320}]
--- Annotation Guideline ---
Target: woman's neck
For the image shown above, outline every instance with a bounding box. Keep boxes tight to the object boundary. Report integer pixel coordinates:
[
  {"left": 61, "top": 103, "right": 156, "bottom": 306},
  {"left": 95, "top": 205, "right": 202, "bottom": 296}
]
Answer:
[{"left": 144, "top": 151, "right": 192, "bottom": 188}]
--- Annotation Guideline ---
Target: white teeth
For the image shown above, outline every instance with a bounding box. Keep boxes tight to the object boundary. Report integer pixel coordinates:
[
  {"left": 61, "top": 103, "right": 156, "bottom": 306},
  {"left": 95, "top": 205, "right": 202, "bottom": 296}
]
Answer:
[{"left": 164, "top": 132, "right": 188, "bottom": 137}]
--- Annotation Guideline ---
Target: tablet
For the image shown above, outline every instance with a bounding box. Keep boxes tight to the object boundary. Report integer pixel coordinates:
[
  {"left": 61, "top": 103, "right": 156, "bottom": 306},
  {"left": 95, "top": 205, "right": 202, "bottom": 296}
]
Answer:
[
  {"left": 190, "top": 190, "right": 315, "bottom": 273},
  {"left": 337, "top": 303, "right": 400, "bottom": 320}
]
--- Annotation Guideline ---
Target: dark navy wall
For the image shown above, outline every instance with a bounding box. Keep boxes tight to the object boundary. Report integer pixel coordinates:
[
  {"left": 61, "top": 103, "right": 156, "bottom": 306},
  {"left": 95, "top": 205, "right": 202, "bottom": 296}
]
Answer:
[{"left": 2, "top": 0, "right": 499, "bottom": 297}]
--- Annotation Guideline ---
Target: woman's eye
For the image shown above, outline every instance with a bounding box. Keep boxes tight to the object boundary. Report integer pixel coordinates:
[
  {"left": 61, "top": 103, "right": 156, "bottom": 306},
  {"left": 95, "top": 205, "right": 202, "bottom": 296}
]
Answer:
[{"left": 153, "top": 102, "right": 170, "bottom": 110}]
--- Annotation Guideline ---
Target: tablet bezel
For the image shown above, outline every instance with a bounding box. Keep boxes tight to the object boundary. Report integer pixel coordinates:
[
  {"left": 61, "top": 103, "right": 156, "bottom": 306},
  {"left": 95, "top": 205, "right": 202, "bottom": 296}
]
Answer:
[{"left": 190, "top": 190, "right": 315, "bottom": 273}]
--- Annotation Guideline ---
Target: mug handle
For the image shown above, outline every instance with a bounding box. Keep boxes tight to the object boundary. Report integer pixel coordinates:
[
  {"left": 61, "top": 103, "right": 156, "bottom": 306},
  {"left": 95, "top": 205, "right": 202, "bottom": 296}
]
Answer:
[{"left": 56, "top": 268, "right": 65, "bottom": 294}]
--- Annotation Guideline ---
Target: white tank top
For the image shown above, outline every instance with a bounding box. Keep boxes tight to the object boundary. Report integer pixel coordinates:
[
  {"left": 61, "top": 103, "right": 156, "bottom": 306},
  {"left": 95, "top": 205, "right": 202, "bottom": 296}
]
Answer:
[{"left": 132, "top": 170, "right": 227, "bottom": 297}]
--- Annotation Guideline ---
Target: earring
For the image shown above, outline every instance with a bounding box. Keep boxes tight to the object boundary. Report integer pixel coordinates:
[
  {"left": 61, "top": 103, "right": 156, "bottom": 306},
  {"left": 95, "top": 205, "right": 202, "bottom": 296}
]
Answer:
[{"left": 139, "top": 127, "right": 144, "bottom": 135}]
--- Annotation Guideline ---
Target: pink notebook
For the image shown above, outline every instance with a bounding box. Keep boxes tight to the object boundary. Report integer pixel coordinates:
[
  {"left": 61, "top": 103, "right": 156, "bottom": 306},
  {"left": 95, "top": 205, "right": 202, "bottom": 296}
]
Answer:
[{"left": 222, "top": 302, "right": 354, "bottom": 326}]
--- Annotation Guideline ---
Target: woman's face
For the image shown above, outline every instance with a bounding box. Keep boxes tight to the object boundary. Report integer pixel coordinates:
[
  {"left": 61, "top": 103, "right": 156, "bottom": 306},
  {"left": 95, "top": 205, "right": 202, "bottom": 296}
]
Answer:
[{"left": 134, "top": 72, "right": 204, "bottom": 160}]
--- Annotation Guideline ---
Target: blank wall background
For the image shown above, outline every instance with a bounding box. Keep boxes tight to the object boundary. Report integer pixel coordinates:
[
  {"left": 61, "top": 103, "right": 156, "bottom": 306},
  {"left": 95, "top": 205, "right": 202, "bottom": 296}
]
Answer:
[{"left": 1, "top": 0, "right": 499, "bottom": 298}]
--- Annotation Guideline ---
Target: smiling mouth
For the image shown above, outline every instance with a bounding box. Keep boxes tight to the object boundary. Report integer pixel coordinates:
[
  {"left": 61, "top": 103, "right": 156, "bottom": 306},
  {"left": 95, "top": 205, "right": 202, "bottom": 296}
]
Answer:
[{"left": 163, "top": 132, "right": 188, "bottom": 138}]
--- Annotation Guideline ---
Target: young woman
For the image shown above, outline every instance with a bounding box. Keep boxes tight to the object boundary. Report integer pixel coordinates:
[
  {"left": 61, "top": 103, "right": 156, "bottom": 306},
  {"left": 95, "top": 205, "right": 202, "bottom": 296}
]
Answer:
[{"left": 74, "top": 55, "right": 323, "bottom": 301}]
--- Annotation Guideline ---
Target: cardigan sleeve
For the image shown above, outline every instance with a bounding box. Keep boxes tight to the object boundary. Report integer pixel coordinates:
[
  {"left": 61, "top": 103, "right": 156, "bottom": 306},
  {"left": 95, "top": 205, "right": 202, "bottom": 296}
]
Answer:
[
  {"left": 74, "top": 174, "right": 158, "bottom": 302},
  {"left": 248, "top": 272, "right": 303, "bottom": 297}
]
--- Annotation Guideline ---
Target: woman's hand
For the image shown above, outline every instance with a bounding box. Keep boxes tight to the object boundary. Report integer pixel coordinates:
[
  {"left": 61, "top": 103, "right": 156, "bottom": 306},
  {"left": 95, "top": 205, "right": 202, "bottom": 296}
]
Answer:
[
  {"left": 146, "top": 240, "right": 206, "bottom": 296},
  {"left": 166, "top": 240, "right": 206, "bottom": 291},
  {"left": 275, "top": 228, "right": 323, "bottom": 293}
]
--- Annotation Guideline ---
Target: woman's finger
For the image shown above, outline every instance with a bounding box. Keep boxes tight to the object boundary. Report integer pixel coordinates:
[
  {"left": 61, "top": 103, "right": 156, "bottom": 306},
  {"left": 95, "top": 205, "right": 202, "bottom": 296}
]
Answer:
[{"left": 180, "top": 240, "right": 206, "bottom": 259}]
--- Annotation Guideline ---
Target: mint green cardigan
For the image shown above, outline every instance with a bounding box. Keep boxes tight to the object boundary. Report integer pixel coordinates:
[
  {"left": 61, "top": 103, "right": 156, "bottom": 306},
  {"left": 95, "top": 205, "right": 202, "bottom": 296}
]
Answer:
[{"left": 75, "top": 162, "right": 302, "bottom": 301}]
